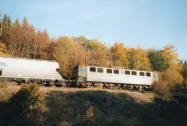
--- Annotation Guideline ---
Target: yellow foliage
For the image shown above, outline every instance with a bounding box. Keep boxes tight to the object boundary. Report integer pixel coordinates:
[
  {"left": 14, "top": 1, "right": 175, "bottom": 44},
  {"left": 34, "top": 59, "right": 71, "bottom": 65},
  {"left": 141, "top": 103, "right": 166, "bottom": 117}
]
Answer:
[
  {"left": 127, "top": 46, "right": 151, "bottom": 70},
  {"left": 0, "top": 41, "right": 8, "bottom": 56},
  {"left": 161, "top": 69, "right": 184, "bottom": 87},
  {"left": 53, "top": 36, "right": 85, "bottom": 78},
  {"left": 111, "top": 42, "right": 129, "bottom": 68},
  {"left": 86, "top": 106, "right": 94, "bottom": 119},
  {"left": 86, "top": 39, "right": 111, "bottom": 66},
  {"left": 162, "top": 45, "right": 181, "bottom": 71}
]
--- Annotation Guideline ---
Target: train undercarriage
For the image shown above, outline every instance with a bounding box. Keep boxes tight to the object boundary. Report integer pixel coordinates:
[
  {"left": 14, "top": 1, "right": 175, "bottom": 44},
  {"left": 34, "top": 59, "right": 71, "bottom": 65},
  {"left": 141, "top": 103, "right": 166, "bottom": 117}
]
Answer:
[{"left": 77, "top": 81, "right": 151, "bottom": 91}]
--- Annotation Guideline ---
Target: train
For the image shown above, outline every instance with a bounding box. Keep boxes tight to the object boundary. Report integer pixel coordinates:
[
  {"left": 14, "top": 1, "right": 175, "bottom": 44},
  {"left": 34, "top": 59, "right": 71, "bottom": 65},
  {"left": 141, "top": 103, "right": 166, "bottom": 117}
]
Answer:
[
  {"left": 0, "top": 56, "right": 65, "bottom": 85},
  {"left": 75, "top": 66, "right": 158, "bottom": 90},
  {"left": 0, "top": 56, "right": 158, "bottom": 90}
]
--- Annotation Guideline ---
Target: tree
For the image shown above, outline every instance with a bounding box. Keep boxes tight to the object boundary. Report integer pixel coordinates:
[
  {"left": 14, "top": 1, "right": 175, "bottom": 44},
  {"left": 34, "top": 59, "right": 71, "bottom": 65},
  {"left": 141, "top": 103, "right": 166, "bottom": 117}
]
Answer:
[
  {"left": 0, "top": 12, "right": 2, "bottom": 36},
  {"left": 86, "top": 39, "right": 111, "bottom": 66},
  {"left": 161, "top": 45, "right": 182, "bottom": 71},
  {"left": 111, "top": 42, "right": 129, "bottom": 68},
  {"left": 147, "top": 49, "right": 168, "bottom": 71},
  {"left": 1, "top": 14, "right": 12, "bottom": 45},
  {"left": 2, "top": 17, "right": 50, "bottom": 59},
  {"left": 73, "top": 36, "right": 111, "bottom": 66},
  {"left": 127, "top": 46, "right": 151, "bottom": 70},
  {"left": 182, "top": 62, "right": 187, "bottom": 87},
  {"left": 0, "top": 41, "right": 8, "bottom": 56},
  {"left": 52, "top": 36, "right": 85, "bottom": 78}
]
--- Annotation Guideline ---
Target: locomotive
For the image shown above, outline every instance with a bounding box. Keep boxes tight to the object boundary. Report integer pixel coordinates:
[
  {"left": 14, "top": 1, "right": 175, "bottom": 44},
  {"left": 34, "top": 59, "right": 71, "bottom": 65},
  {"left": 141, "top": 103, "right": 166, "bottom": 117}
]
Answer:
[
  {"left": 75, "top": 66, "right": 158, "bottom": 90},
  {"left": 0, "top": 56, "right": 158, "bottom": 89}
]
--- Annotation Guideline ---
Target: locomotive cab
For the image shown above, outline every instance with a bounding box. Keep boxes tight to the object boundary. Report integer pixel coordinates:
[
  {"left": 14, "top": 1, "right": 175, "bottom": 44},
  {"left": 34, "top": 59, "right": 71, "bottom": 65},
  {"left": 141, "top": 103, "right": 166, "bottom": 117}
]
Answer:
[
  {"left": 76, "top": 66, "right": 87, "bottom": 83},
  {"left": 0, "top": 69, "right": 2, "bottom": 76}
]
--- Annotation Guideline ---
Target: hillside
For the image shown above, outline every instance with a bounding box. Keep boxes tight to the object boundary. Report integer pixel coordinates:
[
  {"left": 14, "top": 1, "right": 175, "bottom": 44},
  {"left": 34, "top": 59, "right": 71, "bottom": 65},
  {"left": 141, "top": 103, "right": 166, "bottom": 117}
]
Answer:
[{"left": 0, "top": 85, "right": 187, "bottom": 126}]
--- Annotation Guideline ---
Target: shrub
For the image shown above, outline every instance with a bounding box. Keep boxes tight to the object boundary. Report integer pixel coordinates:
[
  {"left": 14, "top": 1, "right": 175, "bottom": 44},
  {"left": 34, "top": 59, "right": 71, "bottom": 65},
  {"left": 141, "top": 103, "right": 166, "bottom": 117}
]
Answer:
[
  {"left": 152, "top": 81, "right": 171, "bottom": 99},
  {"left": 160, "top": 69, "right": 184, "bottom": 89},
  {"left": 0, "top": 78, "right": 8, "bottom": 88},
  {"left": 9, "top": 83, "right": 43, "bottom": 119}
]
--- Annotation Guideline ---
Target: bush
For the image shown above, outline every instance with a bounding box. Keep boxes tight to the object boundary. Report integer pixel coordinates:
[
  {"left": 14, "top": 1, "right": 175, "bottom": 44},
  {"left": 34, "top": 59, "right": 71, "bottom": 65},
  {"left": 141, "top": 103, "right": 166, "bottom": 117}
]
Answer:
[
  {"left": 152, "top": 81, "right": 171, "bottom": 100},
  {"left": 0, "top": 78, "right": 8, "bottom": 88},
  {"left": 161, "top": 69, "right": 184, "bottom": 89},
  {"left": 9, "top": 83, "right": 43, "bottom": 119}
]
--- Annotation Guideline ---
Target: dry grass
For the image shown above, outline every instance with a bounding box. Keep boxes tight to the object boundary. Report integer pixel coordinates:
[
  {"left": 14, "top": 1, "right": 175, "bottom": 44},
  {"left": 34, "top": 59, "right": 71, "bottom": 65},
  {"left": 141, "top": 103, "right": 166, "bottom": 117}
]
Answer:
[
  {"left": 0, "top": 82, "right": 20, "bottom": 102},
  {"left": 40, "top": 86, "right": 155, "bottom": 103},
  {"left": 0, "top": 84, "right": 155, "bottom": 104}
]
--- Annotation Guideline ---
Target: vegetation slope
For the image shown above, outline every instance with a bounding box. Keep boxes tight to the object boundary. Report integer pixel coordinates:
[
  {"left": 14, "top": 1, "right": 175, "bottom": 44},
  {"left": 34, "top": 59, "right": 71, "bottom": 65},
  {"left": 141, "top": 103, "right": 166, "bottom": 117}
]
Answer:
[{"left": 0, "top": 85, "right": 187, "bottom": 126}]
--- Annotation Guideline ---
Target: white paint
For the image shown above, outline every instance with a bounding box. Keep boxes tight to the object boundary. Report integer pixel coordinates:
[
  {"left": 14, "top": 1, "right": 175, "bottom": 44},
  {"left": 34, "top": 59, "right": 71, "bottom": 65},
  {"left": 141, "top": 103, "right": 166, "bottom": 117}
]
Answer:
[
  {"left": 0, "top": 56, "right": 64, "bottom": 81},
  {"left": 85, "top": 66, "right": 158, "bottom": 85}
]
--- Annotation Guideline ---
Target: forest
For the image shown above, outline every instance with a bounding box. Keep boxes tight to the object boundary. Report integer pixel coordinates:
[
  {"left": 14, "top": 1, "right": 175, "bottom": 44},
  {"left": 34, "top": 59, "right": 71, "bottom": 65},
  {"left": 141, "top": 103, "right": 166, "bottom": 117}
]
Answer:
[{"left": 0, "top": 13, "right": 187, "bottom": 93}]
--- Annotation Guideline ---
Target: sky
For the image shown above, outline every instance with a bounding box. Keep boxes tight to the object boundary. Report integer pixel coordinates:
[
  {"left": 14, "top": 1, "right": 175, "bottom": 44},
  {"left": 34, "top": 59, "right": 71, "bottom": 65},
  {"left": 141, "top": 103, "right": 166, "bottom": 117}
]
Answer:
[{"left": 0, "top": 0, "right": 187, "bottom": 60}]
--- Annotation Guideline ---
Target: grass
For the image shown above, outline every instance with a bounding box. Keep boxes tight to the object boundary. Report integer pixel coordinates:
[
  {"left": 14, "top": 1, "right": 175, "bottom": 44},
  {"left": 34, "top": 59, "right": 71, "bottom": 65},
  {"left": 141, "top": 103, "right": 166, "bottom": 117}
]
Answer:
[{"left": 0, "top": 84, "right": 187, "bottom": 126}]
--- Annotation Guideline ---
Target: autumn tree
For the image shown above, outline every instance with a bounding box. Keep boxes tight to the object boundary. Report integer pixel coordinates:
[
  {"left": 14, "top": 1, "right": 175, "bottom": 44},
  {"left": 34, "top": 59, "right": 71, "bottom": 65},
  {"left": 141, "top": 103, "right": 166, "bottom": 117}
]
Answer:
[
  {"left": 0, "top": 41, "right": 8, "bottom": 56},
  {"left": 86, "top": 39, "right": 111, "bottom": 66},
  {"left": 155, "top": 45, "right": 184, "bottom": 91},
  {"left": 52, "top": 36, "right": 85, "bottom": 78},
  {"left": 161, "top": 45, "right": 182, "bottom": 71},
  {"left": 73, "top": 36, "right": 111, "bottom": 66},
  {"left": 34, "top": 30, "right": 50, "bottom": 59},
  {"left": 127, "top": 46, "right": 151, "bottom": 70},
  {"left": 111, "top": 42, "right": 129, "bottom": 68},
  {"left": 1, "top": 17, "right": 50, "bottom": 59},
  {"left": 0, "top": 12, "right": 2, "bottom": 36}
]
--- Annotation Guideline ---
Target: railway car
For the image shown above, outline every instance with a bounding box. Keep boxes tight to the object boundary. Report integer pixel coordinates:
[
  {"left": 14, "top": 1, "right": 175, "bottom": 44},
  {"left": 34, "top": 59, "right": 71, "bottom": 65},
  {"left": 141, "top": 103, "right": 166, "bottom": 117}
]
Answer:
[
  {"left": 0, "top": 56, "right": 65, "bottom": 85},
  {"left": 76, "top": 66, "right": 158, "bottom": 90}
]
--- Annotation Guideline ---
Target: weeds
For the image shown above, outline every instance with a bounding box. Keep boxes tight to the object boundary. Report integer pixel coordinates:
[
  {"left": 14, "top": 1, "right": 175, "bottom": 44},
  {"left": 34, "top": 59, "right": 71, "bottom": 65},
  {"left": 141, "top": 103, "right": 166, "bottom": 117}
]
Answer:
[{"left": 0, "top": 78, "right": 8, "bottom": 88}]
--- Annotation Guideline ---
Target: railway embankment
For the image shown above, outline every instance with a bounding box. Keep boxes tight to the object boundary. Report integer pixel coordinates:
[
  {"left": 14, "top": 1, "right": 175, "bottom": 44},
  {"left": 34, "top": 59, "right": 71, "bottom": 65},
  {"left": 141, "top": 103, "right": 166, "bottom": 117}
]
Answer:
[{"left": 0, "top": 84, "right": 187, "bottom": 126}]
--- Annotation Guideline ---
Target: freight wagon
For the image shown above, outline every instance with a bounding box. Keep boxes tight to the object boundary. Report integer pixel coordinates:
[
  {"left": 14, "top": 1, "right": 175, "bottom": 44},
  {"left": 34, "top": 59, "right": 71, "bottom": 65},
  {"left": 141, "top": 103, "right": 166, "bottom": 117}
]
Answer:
[{"left": 0, "top": 56, "right": 65, "bottom": 85}]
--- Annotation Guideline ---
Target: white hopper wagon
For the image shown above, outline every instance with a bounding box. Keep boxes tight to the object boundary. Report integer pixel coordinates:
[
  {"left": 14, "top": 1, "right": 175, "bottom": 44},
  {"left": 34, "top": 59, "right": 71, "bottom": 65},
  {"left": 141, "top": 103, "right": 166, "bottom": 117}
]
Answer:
[{"left": 0, "top": 56, "right": 65, "bottom": 85}]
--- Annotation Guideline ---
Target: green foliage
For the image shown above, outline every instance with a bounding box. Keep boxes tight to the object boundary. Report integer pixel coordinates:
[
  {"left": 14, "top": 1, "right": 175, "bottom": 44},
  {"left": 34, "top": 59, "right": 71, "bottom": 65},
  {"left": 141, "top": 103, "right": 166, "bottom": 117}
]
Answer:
[
  {"left": 182, "top": 62, "right": 187, "bottom": 78},
  {"left": 9, "top": 83, "right": 43, "bottom": 119},
  {"left": 147, "top": 49, "right": 168, "bottom": 71},
  {"left": 0, "top": 78, "right": 8, "bottom": 88}
]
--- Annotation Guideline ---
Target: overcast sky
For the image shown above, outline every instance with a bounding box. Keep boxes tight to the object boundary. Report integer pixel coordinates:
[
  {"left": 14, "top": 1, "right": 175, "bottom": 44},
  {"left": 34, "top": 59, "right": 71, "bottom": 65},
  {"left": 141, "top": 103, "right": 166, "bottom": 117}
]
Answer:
[{"left": 1, "top": 0, "right": 187, "bottom": 60}]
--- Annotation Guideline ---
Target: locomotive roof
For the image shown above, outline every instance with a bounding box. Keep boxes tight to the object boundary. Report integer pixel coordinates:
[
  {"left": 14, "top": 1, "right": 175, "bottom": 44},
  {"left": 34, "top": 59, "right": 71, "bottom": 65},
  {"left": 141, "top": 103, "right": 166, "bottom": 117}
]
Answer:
[{"left": 81, "top": 65, "right": 153, "bottom": 72}]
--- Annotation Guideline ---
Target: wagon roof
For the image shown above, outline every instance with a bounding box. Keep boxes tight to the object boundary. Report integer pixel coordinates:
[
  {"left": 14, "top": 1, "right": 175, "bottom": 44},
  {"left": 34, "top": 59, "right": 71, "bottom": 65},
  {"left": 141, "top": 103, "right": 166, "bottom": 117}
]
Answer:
[{"left": 0, "top": 56, "right": 57, "bottom": 63}]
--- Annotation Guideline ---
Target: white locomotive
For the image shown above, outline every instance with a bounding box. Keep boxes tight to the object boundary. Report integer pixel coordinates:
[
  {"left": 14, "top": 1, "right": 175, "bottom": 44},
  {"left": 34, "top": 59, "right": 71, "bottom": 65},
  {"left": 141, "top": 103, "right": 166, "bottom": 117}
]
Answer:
[
  {"left": 76, "top": 66, "right": 158, "bottom": 90},
  {"left": 0, "top": 56, "right": 65, "bottom": 85}
]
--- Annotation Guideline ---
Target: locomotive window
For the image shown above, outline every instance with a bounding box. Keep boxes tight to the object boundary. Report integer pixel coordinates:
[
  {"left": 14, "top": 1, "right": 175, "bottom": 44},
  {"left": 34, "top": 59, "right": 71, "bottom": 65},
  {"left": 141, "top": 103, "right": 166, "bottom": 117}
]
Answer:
[
  {"left": 90, "top": 67, "right": 96, "bottom": 72},
  {"left": 146, "top": 72, "right": 151, "bottom": 77},
  {"left": 125, "top": 71, "right": 130, "bottom": 75},
  {"left": 107, "top": 69, "right": 112, "bottom": 74},
  {"left": 114, "top": 69, "right": 119, "bottom": 74},
  {"left": 131, "top": 71, "right": 137, "bottom": 75},
  {"left": 97, "top": 68, "right": 103, "bottom": 73},
  {"left": 139, "top": 72, "right": 145, "bottom": 76}
]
